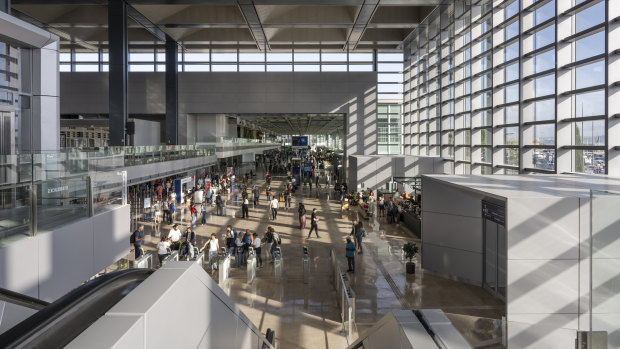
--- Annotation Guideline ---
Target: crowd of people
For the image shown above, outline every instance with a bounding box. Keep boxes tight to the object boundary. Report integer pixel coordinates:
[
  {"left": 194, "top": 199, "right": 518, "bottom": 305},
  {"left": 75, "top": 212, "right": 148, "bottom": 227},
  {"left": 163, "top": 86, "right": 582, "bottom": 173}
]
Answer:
[{"left": 131, "top": 148, "right": 370, "bottom": 279}]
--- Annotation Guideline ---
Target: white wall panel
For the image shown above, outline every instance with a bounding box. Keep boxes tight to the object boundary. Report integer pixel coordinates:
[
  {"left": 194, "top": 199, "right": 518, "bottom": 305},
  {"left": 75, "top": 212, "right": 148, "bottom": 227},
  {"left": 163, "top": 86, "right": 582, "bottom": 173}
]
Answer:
[{"left": 506, "top": 197, "right": 580, "bottom": 260}]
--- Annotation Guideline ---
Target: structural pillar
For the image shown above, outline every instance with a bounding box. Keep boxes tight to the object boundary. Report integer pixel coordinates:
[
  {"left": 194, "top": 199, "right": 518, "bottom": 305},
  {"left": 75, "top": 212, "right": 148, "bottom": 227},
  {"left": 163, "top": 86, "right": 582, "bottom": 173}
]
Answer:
[
  {"left": 165, "top": 36, "right": 178, "bottom": 145},
  {"left": 108, "top": 0, "right": 128, "bottom": 146},
  {"left": 0, "top": 0, "right": 10, "bottom": 14}
]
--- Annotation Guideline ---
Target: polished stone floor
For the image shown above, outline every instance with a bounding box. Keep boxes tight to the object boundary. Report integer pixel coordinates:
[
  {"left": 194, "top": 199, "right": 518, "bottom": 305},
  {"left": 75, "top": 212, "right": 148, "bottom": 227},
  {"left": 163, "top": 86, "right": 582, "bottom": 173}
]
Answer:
[{"left": 135, "top": 171, "right": 505, "bottom": 349}]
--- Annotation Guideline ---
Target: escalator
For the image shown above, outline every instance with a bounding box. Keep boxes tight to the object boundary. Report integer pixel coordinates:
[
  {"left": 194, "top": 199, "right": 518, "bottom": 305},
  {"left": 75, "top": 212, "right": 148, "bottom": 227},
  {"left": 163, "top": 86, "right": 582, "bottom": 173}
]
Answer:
[{"left": 0, "top": 269, "right": 153, "bottom": 349}]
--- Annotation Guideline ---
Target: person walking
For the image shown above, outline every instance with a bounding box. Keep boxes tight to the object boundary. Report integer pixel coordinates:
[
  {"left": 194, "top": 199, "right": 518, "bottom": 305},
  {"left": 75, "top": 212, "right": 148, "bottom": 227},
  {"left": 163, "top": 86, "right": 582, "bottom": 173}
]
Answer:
[
  {"left": 169, "top": 201, "right": 176, "bottom": 224},
  {"left": 345, "top": 237, "right": 356, "bottom": 273},
  {"left": 265, "top": 227, "right": 274, "bottom": 263},
  {"left": 350, "top": 220, "right": 365, "bottom": 254},
  {"left": 378, "top": 195, "right": 385, "bottom": 218},
  {"left": 242, "top": 195, "right": 249, "bottom": 218},
  {"left": 201, "top": 201, "right": 207, "bottom": 225},
  {"left": 201, "top": 233, "right": 219, "bottom": 273},
  {"left": 215, "top": 192, "right": 222, "bottom": 216},
  {"left": 225, "top": 225, "right": 236, "bottom": 256},
  {"left": 253, "top": 185, "right": 260, "bottom": 208},
  {"left": 307, "top": 208, "right": 320, "bottom": 238},
  {"left": 132, "top": 225, "right": 144, "bottom": 259},
  {"left": 253, "top": 232, "right": 263, "bottom": 268},
  {"left": 271, "top": 196, "right": 279, "bottom": 220},
  {"left": 298, "top": 203, "right": 307, "bottom": 229},
  {"left": 235, "top": 232, "right": 244, "bottom": 268}
]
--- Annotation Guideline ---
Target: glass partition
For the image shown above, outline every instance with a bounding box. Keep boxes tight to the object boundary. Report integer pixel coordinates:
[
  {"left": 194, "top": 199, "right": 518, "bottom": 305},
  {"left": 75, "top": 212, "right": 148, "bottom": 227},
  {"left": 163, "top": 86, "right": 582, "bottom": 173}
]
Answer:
[
  {"left": 0, "top": 182, "right": 32, "bottom": 246},
  {"left": 590, "top": 189, "right": 620, "bottom": 347},
  {"left": 36, "top": 176, "right": 90, "bottom": 232}
]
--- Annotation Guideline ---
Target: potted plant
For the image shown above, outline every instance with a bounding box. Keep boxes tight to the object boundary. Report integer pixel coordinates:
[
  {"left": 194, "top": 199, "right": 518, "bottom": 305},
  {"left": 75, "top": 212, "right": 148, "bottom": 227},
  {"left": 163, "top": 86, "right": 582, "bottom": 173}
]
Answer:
[{"left": 403, "top": 242, "right": 419, "bottom": 274}]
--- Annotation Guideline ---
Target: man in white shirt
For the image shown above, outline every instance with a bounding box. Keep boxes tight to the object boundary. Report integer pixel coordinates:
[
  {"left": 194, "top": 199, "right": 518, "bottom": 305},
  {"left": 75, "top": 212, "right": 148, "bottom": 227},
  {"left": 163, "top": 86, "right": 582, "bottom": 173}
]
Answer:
[
  {"left": 271, "top": 197, "right": 279, "bottom": 220},
  {"left": 168, "top": 224, "right": 182, "bottom": 250}
]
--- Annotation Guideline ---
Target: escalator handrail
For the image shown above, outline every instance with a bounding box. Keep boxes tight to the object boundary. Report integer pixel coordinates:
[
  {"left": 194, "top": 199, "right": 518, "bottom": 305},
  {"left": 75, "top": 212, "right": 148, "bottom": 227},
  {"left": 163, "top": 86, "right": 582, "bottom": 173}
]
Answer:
[
  {"left": 0, "top": 287, "right": 49, "bottom": 311},
  {"left": 0, "top": 268, "right": 153, "bottom": 349}
]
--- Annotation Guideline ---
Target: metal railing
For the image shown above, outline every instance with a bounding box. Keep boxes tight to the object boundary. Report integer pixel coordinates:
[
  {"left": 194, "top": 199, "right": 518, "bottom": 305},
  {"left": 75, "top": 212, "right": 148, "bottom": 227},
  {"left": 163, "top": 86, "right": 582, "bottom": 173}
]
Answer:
[{"left": 329, "top": 249, "right": 356, "bottom": 344}]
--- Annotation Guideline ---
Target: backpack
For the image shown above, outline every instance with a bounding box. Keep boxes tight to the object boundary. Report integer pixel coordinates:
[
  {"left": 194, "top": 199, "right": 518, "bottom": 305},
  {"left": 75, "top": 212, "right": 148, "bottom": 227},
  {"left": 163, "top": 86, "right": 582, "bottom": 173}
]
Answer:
[
  {"left": 243, "top": 233, "right": 252, "bottom": 245},
  {"left": 216, "top": 195, "right": 222, "bottom": 204},
  {"left": 130, "top": 231, "right": 136, "bottom": 243},
  {"left": 266, "top": 232, "right": 274, "bottom": 243}
]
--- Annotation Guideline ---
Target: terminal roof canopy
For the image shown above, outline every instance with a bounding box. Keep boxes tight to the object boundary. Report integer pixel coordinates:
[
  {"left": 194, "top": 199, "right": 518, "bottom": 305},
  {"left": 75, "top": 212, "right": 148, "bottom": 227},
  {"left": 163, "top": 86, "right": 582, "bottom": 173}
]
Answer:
[{"left": 10, "top": 0, "right": 439, "bottom": 51}]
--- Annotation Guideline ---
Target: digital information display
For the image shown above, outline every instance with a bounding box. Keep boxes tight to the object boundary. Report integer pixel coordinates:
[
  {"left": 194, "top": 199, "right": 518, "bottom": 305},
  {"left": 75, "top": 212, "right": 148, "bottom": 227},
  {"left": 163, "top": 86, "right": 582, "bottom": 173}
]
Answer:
[
  {"left": 482, "top": 201, "right": 505, "bottom": 226},
  {"left": 292, "top": 136, "right": 309, "bottom": 148}
]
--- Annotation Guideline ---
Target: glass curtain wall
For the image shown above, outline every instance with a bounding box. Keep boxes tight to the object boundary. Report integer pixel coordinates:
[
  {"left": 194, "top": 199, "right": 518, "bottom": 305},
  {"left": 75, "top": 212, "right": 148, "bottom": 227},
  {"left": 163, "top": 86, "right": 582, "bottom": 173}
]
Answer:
[
  {"left": 403, "top": 0, "right": 617, "bottom": 175},
  {"left": 378, "top": 104, "right": 402, "bottom": 155}
]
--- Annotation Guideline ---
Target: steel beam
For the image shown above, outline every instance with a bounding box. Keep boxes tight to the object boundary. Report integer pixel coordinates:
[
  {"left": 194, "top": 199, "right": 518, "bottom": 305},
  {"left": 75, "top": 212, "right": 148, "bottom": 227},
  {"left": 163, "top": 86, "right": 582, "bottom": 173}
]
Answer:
[
  {"left": 108, "top": 0, "right": 128, "bottom": 146},
  {"left": 10, "top": 9, "right": 98, "bottom": 51},
  {"left": 343, "top": 0, "right": 380, "bottom": 51},
  {"left": 237, "top": 0, "right": 269, "bottom": 50},
  {"left": 165, "top": 36, "right": 178, "bottom": 145}
]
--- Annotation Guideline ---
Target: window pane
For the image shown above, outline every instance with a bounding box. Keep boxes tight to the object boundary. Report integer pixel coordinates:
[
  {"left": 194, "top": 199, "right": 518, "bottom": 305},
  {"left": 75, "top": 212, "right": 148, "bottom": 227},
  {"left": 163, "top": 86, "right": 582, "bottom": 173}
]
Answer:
[
  {"left": 378, "top": 84, "right": 403, "bottom": 93},
  {"left": 533, "top": 124, "right": 555, "bottom": 145},
  {"left": 321, "top": 53, "right": 347, "bottom": 62},
  {"left": 534, "top": 99, "right": 555, "bottom": 121},
  {"left": 575, "top": 90, "right": 605, "bottom": 117},
  {"left": 211, "top": 64, "right": 237, "bottom": 71},
  {"left": 239, "top": 64, "right": 265, "bottom": 72},
  {"left": 60, "top": 53, "right": 71, "bottom": 62},
  {"left": 505, "top": 42, "right": 519, "bottom": 61},
  {"left": 505, "top": 84, "right": 519, "bottom": 103},
  {"left": 267, "top": 64, "right": 292, "bottom": 72},
  {"left": 532, "top": 149, "right": 555, "bottom": 170},
  {"left": 575, "top": 60, "right": 605, "bottom": 89},
  {"left": 75, "top": 64, "right": 99, "bottom": 72},
  {"left": 377, "top": 63, "right": 403, "bottom": 72},
  {"left": 321, "top": 64, "right": 347, "bottom": 72},
  {"left": 504, "top": 126, "right": 519, "bottom": 145},
  {"left": 294, "top": 53, "right": 319, "bottom": 62},
  {"left": 378, "top": 74, "right": 403, "bottom": 83},
  {"left": 505, "top": 21, "right": 519, "bottom": 41},
  {"left": 505, "top": 105, "right": 519, "bottom": 124},
  {"left": 294, "top": 64, "right": 320, "bottom": 72},
  {"left": 185, "top": 53, "right": 209, "bottom": 62},
  {"left": 573, "top": 120, "right": 605, "bottom": 146},
  {"left": 574, "top": 149, "right": 605, "bottom": 174},
  {"left": 534, "top": 74, "right": 555, "bottom": 97},
  {"left": 239, "top": 53, "right": 265, "bottom": 62},
  {"left": 378, "top": 53, "right": 402, "bottom": 61},
  {"left": 534, "top": 25, "right": 555, "bottom": 49},
  {"left": 75, "top": 53, "right": 99, "bottom": 62},
  {"left": 503, "top": 148, "right": 519, "bottom": 166},
  {"left": 212, "top": 53, "right": 237, "bottom": 62},
  {"left": 576, "top": 31, "right": 605, "bottom": 61},
  {"left": 535, "top": 0, "right": 555, "bottom": 26},
  {"left": 184, "top": 64, "right": 209, "bottom": 72},
  {"left": 129, "top": 53, "right": 153, "bottom": 62},
  {"left": 349, "top": 64, "right": 373, "bottom": 71},
  {"left": 576, "top": 1, "right": 605, "bottom": 33},
  {"left": 505, "top": 63, "right": 519, "bottom": 82},
  {"left": 505, "top": 0, "right": 519, "bottom": 19},
  {"left": 267, "top": 53, "right": 292, "bottom": 62},
  {"left": 129, "top": 64, "right": 154, "bottom": 72},
  {"left": 349, "top": 53, "right": 373, "bottom": 62},
  {"left": 59, "top": 64, "right": 71, "bottom": 72},
  {"left": 533, "top": 49, "right": 555, "bottom": 73}
]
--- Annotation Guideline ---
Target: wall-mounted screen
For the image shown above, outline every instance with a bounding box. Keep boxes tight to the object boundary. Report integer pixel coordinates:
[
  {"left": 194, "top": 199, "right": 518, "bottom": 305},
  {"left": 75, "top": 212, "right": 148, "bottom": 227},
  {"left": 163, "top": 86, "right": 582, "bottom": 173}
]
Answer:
[{"left": 292, "top": 136, "right": 309, "bottom": 148}]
